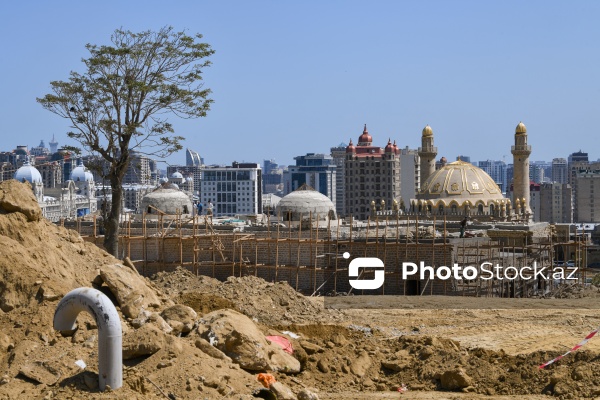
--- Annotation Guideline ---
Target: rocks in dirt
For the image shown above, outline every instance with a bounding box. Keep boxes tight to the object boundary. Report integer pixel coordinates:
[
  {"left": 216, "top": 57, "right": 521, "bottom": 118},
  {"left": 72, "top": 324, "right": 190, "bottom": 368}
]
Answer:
[
  {"left": 0, "top": 333, "right": 13, "bottom": 353},
  {"left": 37, "top": 285, "right": 61, "bottom": 301},
  {"left": 100, "top": 263, "right": 162, "bottom": 319},
  {"left": 571, "top": 365, "right": 591, "bottom": 381},
  {"left": 0, "top": 180, "right": 41, "bottom": 222},
  {"left": 194, "top": 338, "right": 231, "bottom": 361},
  {"left": 300, "top": 341, "right": 323, "bottom": 355},
  {"left": 440, "top": 368, "right": 473, "bottom": 390},
  {"left": 297, "top": 388, "right": 320, "bottom": 400},
  {"left": 160, "top": 304, "right": 197, "bottom": 335},
  {"left": 316, "top": 359, "right": 329, "bottom": 373},
  {"left": 198, "top": 309, "right": 301, "bottom": 373},
  {"left": 18, "top": 362, "right": 60, "bottom": 385},
  {"left": 122, "top": 323, "right": 165, "bottom": 360},
  {"left": 381, "top": 359, "right": 409, "bottom": 372},
  {"left": 350, "top": 351, "right": 372, "bottom": 377},
  {"left": 269, "top": 381, "right": 296, "bottom": 400}
]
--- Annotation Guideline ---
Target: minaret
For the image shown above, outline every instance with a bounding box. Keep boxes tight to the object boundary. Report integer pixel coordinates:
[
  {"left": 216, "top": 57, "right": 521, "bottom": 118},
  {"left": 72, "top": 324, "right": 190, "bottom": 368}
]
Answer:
[
  {"left": 511, "top": 121, "right": 532, "bottom": 215},
  {"left": 418, "top": 125, "right": 437, "bottom": 187}
]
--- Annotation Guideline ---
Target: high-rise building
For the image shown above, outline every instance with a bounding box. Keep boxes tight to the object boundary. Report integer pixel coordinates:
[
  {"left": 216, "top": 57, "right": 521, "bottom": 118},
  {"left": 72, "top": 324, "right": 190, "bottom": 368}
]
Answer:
[
  {"left": 540, "top": 183, "right": 572, "bottom": 223},
  {"left": 505, "top": 164, "right": 514, "bottom": 194},
  {"left": 399, "top": 146, "right": 419, "bottom": 209},
  {"left": 344, "top": 125, "right": 401, "bottom": 220},
  {"left": 568, "top": 151, "right": 588, "bottom": 185},
  {"left": 330, "top": 144, "right": 347, "bottom": 217},
  {"left": 123, "top": 151, "right": 154, "bottom": 185},
  {"left": 477, "top": 160, "right": 507, "bottom": 192},
  {"left": 552, "top": 158, "right": 568, "bottom": 184},
  {"left": 262, "top": 159, "right": 283, "bottom": 195},
  {"left": 283, "top": 153, "right": 336, "bottom": 203},
  {"left": 201, "top": 162, "right": 262, "bottom": 216},
  {"left": 575, "top": 167, "right": 600, "bottom": 222},
  {"left": 530, "top": 164, "right": 545, "bottom": 184},
  {"left": 186, "top": 148, "right": 203, "bottom": 167},
  {"left": 263, "top": 159, "right": 279, "bottom": 175}
]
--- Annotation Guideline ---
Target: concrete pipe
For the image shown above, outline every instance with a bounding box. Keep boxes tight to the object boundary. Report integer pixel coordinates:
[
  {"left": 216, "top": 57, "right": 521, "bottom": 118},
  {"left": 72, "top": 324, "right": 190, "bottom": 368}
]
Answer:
[{"left": 54, "top": 287, "right": 122, "bottom": 391}]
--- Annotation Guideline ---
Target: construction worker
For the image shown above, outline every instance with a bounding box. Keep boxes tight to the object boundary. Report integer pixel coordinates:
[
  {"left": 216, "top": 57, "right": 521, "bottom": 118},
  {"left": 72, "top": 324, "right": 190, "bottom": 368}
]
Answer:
[
  {"left": 460, "top": 216, "right": 468, "bottom": 238},
  {"left": 206, "top": 199, "right": 214, "bottom": 221}
]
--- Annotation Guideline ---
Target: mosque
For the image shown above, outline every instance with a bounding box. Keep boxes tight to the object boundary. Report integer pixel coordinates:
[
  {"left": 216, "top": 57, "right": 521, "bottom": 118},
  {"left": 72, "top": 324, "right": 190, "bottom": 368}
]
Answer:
[
  {"left": 410, "top": 122, "right": 533, "bottom": 222},
  {"left": 14, "top": 158, "right": 98, "bottom": 221}
]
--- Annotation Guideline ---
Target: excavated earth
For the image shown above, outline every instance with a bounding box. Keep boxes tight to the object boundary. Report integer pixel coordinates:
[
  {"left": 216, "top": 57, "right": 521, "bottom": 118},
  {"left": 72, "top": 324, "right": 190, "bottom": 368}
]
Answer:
[{"left": 2, "top": 180, "right": 600, "bottom": 399}]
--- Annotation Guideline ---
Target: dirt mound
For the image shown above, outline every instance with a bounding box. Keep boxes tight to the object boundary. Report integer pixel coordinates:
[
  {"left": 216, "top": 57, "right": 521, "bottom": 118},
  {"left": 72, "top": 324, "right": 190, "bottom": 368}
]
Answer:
[
  {"left": 152, "top": 267, "right": 344, "bottom": 325},
  {"left": 0, "top": 181, "right": 289, "bottom": 399},
  {"left": 542, "top": 284, "right": 600, "bottom": 299},
  {"left": 289, "top": 327, "right": 600, "bottom": 398}
]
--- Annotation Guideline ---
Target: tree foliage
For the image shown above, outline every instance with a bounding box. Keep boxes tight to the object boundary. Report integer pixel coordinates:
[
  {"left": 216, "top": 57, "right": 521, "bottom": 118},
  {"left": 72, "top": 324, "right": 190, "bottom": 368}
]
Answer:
[{"left": 38, "top": 26, "right": 214, "bottom": 256}]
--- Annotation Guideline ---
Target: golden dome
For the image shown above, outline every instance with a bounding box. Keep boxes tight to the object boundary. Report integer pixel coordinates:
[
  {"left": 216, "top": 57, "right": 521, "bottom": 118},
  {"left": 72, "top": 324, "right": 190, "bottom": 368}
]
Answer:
[
  {"left": 416, "top": 160, "right": 505, "bottom": 206},
  {"left": 422, "top": 125, "right": 433, "bottom": 137},
  {"left": 515, "top": 121, "right": 527, "bottom": 134}
]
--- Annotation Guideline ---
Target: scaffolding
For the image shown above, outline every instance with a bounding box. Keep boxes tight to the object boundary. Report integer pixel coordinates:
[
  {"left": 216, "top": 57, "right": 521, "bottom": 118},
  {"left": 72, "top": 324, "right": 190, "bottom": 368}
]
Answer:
[{"left": 67, "top": 213, "right": 590, "bottom": 298}]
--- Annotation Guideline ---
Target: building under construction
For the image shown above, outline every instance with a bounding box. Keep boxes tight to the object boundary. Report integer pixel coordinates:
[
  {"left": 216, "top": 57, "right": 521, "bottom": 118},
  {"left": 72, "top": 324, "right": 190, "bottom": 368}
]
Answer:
[{"left": 63, "top": 211, "right": 592, "bottom": 299}]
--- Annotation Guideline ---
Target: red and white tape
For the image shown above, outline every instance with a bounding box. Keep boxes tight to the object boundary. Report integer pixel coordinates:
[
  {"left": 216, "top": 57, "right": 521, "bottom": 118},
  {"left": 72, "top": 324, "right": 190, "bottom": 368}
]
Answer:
[{"left": 539, "top": 328, "right": 599, "bottom": 368}]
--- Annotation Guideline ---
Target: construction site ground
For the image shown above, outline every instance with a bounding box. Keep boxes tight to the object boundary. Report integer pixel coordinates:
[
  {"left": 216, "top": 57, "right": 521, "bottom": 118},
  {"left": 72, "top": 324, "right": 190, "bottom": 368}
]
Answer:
[{"left": 3, "top": 180, "right": 600, "bottom": 399}]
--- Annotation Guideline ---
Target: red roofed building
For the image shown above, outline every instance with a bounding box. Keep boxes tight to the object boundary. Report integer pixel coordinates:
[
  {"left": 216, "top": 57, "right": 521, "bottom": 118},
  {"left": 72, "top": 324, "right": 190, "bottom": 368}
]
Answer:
[{"left": 345, "top": 125, "right": 401, "bottom": 220}]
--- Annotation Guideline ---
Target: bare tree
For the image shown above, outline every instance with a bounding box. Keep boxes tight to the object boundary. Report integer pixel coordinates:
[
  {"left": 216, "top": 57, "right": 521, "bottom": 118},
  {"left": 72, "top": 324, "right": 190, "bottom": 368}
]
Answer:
[{"left": 38, "top": 26, "right": 214, "bottom": 256}]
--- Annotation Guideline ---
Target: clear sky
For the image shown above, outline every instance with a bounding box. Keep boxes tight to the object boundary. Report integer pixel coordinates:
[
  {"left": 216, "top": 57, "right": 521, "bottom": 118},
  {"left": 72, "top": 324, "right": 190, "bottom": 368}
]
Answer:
[{"left": 1, "top": 1, "right": 598, "bottom": 167}]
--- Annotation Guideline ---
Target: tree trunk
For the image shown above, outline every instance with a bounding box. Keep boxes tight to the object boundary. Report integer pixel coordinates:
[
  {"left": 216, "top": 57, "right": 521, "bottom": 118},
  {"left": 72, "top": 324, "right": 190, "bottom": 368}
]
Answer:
[{"left": 104, "top": 176, "right": 124, "bottom": 257}]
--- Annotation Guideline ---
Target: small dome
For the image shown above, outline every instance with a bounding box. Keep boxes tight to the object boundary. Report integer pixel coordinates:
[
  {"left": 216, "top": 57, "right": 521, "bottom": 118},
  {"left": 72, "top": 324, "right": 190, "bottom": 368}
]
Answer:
[
  {"left": 440, "top": 156, "right": 447, "bottom": 163},
  {"left": 277, "top": 184, "right": 336, "bottom": 221},
  {"left": 422, "top": 125, "right": 433, "bottom": 137},
  {"left": 159, "top": 177, "right": 169, "bottom": 184},
  {"left": 142, "top": 185, "right": 193, "bottom": 215},
  {"left": 171, "top": 171, "right": 183, "bottom": 179},
  {"left": 14, "top": 161, "right": 42, "bottom": 184},
  {"left": 346, "top": 139, "right": 356, "bottom": 153},
  {"left": 516, "top": 121, "right": 527, "bottom": 134},
  {"left": 385, "top": 138, "right": 394, "bottom": 153},
  {"left": 358, "top": 124, "right": 372, "bottom": 144},
  {"left": 186, "top": 176, "right": 194, "bottom": 182},
  {"left": 70, "top": 159, "right": 94, "bottom": 182}
]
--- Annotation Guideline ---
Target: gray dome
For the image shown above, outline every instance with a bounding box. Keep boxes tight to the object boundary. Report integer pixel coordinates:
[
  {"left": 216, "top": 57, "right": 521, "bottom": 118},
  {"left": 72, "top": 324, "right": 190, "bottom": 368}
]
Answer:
[
  {"left": 141, "top": 185, "right": 193, "bottom": 215},
  {"left": 277, "top": 185, "right": 336, "bottom": 221},
  {"left": 171, "top": 171, "right": 183, "bottom": 179},
  {"left": 14, "top": 161, "right": 42, "bottom": 184}
]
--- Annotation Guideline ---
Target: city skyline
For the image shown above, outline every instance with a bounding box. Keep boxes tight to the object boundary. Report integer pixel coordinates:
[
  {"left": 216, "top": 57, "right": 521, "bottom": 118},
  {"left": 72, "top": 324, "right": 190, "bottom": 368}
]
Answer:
[{"left": 1, "top": 1, "right": 599, "bottom": 166}]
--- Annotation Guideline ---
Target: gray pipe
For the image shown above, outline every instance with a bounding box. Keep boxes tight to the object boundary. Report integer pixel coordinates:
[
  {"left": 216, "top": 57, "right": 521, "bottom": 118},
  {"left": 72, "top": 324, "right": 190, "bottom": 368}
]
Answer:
[{"left": 54, "top": 287, "right": 122, "bottom": 391}]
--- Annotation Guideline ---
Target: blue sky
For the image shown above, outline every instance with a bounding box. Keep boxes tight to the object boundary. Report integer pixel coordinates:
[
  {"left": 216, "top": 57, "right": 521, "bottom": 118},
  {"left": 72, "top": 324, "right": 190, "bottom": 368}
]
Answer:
[{"left": 1, "top": 1, "right": 598, "bottom": 167}]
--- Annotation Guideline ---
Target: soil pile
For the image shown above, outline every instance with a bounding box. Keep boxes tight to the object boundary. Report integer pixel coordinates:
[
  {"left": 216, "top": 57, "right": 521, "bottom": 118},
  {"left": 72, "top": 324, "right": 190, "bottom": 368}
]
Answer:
[
  {"left": 542, "top": 283, "right": 600, "bottom": 299},
  {"left": 151, "top": 267, "right": 344, "bottom": 326},
  {"left": 0, "top": 181, "right": 303, "bottom": 399},
  {"left": 289, "top": 327, "right": 600, "bottom": 398}
]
